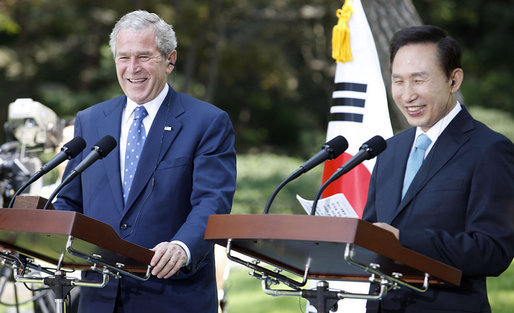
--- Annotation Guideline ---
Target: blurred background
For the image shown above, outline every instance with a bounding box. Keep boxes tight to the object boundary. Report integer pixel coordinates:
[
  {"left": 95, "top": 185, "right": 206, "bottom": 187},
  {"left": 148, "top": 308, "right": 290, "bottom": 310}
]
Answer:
[
  {"left": 1, "top": 0, "right": 512, "bottom": 155},
  {"left": 0, "top": 0, "right": 512, "bottom": 312}
]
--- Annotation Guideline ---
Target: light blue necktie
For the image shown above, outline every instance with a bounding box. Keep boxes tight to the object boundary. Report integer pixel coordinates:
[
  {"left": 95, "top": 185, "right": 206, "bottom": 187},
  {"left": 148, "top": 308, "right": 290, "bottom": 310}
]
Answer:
[
  {"left": 123, "top": 105, "right": 148, "bottom": 204},
  {"left": 402, "top": 133, "right": 432, "bottom": 199}
]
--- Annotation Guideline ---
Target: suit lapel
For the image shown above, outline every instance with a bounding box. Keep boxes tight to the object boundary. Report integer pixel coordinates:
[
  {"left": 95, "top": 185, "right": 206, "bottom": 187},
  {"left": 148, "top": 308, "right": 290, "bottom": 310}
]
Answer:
[
  {"left": 124, "top": 88, "right": 184, "bottom": 212},
  {"left": 96, "top": 97, "right": 125, "bottom": 213},
  {"left": 392, "top": 108, "right": 473, "bottom": 221},
  {"left": 380, "top": 130, "right": 414, "bottom": 224}
]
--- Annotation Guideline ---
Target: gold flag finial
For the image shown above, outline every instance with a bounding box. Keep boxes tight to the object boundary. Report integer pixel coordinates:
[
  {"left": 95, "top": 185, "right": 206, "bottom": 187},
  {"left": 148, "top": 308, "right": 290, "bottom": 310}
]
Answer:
[{"left": 332, "top": 0, "right": 354, "bottom": 63}]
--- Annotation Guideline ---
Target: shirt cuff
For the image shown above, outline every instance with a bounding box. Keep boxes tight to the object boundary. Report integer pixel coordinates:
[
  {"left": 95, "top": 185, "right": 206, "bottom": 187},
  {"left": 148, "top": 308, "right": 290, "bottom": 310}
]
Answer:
[{"left": 171, "top": 240, "right": 191, "bottom": 266}]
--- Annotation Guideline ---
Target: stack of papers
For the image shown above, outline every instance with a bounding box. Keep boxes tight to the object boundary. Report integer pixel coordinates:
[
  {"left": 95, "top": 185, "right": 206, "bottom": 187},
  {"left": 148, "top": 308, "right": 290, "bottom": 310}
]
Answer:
[{"left": 296, "top": 193, "right": 358, "bottom": 218}]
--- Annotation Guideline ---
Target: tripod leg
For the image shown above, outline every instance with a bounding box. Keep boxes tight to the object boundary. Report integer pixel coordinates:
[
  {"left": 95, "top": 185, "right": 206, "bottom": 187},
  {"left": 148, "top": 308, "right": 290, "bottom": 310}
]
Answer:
[
  {"left": 13, "top": 277, "right": 20, "bottom": 313},
  {"left": 0, "top": 265, "right": 11, "bottom": 296}
]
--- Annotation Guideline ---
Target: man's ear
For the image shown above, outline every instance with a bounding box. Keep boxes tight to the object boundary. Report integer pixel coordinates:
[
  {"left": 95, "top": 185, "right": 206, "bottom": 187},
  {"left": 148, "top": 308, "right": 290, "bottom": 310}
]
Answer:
[
  {"left": 167, "top": 50, "right": 177, "bottom": 73},
  {"left": 449, "top": 68, "right": 464, "bottom": 94}
]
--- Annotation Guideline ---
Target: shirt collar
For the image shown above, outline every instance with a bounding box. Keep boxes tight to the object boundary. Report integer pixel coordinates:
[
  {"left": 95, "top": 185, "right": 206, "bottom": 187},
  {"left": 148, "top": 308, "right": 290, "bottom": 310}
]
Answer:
[
  {"left": 416, "top": 101, "right": 462, "bottom": 143},
  {"left": 124, "top": 84, "right": 169, "bottom": 123}
]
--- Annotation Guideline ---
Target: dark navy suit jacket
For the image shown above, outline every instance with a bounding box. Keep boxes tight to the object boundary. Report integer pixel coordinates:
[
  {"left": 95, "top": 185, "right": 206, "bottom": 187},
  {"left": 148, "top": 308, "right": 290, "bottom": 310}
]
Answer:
[
  {"left": 363, "top": 107, "right": 514, "bottom": 313},
  {"left": 54, "top": 86, "right": 237, "bottom": 313}
]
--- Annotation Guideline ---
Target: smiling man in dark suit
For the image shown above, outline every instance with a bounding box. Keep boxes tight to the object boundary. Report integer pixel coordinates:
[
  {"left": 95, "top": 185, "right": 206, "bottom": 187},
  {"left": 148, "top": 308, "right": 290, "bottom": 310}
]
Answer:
[
  {"left": 54, "top": 10, "right": 236, "bottom": 313},
  {"left": 363, "top": 25, "right": 514, "bottom": 313}
]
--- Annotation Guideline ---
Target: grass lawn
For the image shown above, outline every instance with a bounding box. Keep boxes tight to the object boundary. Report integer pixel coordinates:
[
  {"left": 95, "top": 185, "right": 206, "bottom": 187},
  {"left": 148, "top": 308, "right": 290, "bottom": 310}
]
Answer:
[
  {"left": 488, "top": 261, "right": 514, "bottom": 313},
  {"left": 223, "top": 267, "right": 307, "bottom": 313}
]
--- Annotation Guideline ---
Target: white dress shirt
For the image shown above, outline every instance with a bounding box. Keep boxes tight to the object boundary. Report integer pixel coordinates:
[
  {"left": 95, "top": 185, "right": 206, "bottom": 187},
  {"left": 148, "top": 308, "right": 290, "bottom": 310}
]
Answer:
[
  {"left": 120, "top": 84, "right": 168, "bottom": 181},
  {"left": 413, "top": 101, "right": 462, "bottom": 158}
]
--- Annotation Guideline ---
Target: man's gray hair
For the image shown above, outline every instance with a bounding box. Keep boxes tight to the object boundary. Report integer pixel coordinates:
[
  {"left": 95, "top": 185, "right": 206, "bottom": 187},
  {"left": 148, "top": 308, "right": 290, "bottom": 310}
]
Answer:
[{"left": 109, "top": 10, "right": 177, "bottom": 58}]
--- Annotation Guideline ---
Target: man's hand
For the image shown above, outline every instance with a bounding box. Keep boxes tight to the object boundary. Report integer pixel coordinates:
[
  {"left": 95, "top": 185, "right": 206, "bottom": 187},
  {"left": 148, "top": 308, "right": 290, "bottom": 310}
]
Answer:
[
  {"left": 373, "top": 222, "right": 400, "bottom": 240},
  {"left": 150, "top": 242, "right": 187, "bottom": 279}
]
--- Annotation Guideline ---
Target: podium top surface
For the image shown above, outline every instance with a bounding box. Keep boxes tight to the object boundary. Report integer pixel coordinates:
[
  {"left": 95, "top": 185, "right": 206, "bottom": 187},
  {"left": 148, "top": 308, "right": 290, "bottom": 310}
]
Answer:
[
  {"left": 205, "top": 214, "right": 461, "bottom": 286},
  {"left": 0, "top": 208, "right": 153, "bottom": 272}
]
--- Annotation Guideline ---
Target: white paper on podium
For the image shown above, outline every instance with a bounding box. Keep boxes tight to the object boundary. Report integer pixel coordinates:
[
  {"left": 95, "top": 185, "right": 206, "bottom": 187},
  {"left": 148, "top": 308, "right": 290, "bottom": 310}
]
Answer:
[{"left": 296, "top": 193, "right": 359, "bottom": 218}]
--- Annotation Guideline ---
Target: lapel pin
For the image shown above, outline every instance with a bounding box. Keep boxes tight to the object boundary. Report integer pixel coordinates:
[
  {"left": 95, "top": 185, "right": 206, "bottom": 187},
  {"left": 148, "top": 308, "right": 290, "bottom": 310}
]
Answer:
[{"left": 164, "top": 126, "right": 173, "bottom": 131}]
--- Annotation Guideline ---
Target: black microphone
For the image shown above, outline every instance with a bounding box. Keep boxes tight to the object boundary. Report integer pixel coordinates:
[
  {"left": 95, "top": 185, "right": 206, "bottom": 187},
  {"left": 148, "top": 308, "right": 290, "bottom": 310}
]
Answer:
[
  {"left": 310, "top": 135, "right": 387, "bottom": 216},
  {"left": 42, "top": 135, "right": 117, "bottom": 210},
  {"left": 291, "top": 135, "right": 349, "bottom": 182},
  {"left": 7, "top": 136, "right": 86, "bottom": 208},
  {"left": 263, "top": 135, "right": 348, "bottom": 214}
]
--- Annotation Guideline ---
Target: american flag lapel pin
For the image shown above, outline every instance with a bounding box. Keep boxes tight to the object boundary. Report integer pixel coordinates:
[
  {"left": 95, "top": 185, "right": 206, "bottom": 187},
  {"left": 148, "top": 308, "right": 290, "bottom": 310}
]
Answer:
[{"left": 164, "top": 126, "right": 173, "bottom": 131}]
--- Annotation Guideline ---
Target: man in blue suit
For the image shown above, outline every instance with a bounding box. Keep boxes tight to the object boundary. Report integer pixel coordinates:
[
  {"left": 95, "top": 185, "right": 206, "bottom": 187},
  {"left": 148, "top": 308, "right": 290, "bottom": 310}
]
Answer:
[
  {"left": 54, "top": 10, "right": 236, "bottom": 313},
  {"left": 363, "top": 25, "right": 514, "bottom": 312}
]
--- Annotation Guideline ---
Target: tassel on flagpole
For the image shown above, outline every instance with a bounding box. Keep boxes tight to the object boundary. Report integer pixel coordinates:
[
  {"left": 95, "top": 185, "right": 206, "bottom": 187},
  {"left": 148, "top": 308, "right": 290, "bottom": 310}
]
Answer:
[{"left": 332, "top": 0, "right": 354, "bottom": 63}]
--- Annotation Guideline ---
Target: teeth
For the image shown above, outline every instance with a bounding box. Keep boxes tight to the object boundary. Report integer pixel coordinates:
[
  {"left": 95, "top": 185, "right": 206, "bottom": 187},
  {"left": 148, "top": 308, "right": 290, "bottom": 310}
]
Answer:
[
  {"left": 406, "top": 106, "right": 423, "bottom": 112},
  {"left": 129, "top": 78, "right": 145, "bottom": 83}
]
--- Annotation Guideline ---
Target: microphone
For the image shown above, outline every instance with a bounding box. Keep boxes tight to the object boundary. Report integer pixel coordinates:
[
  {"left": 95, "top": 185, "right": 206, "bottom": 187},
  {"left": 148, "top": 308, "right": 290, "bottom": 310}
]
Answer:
[
  {"left": 42, "top": 135, "right": 117, "bottom": 210},
  {"left": 291, "top": 135, "right": 349, "bottom": 182},
  {"left": 7, "top": 136, "right": 86, "bottom": 208},
  {"left": 310, "top": 135, "right": 387, "bottom": 216},
  {"left": 263, "top": 135, "right": 348, "bottom": 214}
]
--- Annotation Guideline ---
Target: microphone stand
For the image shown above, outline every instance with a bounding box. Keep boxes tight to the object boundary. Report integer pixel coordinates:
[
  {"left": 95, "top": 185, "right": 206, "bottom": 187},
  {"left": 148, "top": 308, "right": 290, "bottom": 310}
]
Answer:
[
  {"left": 310, "top": 136, "right": 386, "bottom": 215},
  {"left": 263, "top": 176, "right": 293, "bottom": 214},
  {"left": 310, "top": 177, "right": 333, "bottom": 216},
  {"left": 310, "top": 159, "right": 358, "bottom": 215},
  {"left": 42, "top": 173, "right": 76, "bottom": 210},
  {"left": 264, "top": 136, "right": 348, "bottom": 214}
]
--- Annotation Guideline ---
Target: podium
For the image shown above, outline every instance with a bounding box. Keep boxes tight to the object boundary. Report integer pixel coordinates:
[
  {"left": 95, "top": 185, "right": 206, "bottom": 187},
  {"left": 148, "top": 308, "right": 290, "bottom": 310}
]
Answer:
[
  {"left": 0, "top": 196, "right": 154, "bottom": 312},
  {"left": 205, "top": 214, "right": 462, "bottom": 313}
]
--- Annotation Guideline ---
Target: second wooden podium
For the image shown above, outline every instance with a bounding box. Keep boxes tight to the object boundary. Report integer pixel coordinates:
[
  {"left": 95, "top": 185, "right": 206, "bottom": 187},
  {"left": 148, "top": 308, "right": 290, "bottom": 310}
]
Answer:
[{"left": 205, "top": 214, "right": 462, "bottom": 313}]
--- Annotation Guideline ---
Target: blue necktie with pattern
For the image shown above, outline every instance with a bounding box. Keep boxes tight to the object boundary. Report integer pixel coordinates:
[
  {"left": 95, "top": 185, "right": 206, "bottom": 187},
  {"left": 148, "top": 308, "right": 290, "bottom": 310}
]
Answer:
[
  {"left": 123, "top": 105, "right": 148, "bottom": 204},
  {"left": 402, "top": 133, "right": 432, "bottom": 199}
]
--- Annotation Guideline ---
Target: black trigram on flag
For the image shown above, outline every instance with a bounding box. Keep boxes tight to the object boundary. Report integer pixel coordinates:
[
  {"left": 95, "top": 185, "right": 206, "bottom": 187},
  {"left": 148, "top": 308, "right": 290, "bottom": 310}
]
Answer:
[{"left": 331, "top": 82, "right": 367, "bottom": 123}]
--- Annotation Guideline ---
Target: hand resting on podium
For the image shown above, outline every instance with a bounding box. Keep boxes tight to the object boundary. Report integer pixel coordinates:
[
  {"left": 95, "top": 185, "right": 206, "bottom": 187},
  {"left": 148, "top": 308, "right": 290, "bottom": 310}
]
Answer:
[
  {"left": 373, "top": 222, "right": 399, "bottom": 240},
  {"left": 150, "top": 242, "right": 188, "bottom": 279}
]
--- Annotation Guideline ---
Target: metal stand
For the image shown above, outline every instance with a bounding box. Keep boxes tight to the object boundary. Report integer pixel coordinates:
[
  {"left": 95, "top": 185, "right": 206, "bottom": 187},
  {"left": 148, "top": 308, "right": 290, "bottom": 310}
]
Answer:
[
  {"left": 0, "top": 254, "right": 56, "bottom": 312},
  {"left": 261, "top": 276, "right": 390, "bottom": 313},
  {"left": 44, "top": 271, "right": 74, "bottom": 313},
  {"left": 225, "top": 239, "right": 392, "bottom": 313},
  {"left": 5, "top": 252, "right": 110, "bottom": 313},
  {"left": 302, "top": 281, "right": 340, "bottom": 313},
  {"left": 0, "top": 235, "right": 151, "bottom": 313},
  {"left": 16, "top": 270, "right": 99, "bottom": 313}
]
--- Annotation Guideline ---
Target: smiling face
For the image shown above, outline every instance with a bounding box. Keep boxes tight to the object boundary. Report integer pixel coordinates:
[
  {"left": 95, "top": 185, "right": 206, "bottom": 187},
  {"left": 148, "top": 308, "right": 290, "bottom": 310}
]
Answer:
[
  {"left": 391, "top": 43, "right": 456, "bottom": 132},
  {"left": 114, "top": 27, "right": 175, "bottom": 104}
]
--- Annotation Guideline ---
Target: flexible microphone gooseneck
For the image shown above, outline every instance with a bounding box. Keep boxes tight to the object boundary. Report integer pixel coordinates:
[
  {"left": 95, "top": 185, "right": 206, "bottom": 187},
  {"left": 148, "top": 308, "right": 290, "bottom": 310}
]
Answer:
[
  {"left": 7, "top": 136, "right": 86, "bottom": 208},
  {"left": 263, "top": 135, "right": 348, "bottom": 214},
  {"left": 310, "top": 135, "right": 387, "bottom": 216},
  {"left": 42, "top": 135, "right": 117, "bottom": 210}
]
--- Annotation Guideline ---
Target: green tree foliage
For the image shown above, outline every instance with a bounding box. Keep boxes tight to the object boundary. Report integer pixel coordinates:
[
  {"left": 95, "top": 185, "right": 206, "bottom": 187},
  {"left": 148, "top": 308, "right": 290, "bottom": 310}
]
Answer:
[
  {"left": 412, "top": 0, "right": 514, "bottom": 116},
  {"left": 0, "top": 0, "right": 337, "bottom": 156},
  {"left": 0, "top": 1, "right": 512, "bottom": 156}
]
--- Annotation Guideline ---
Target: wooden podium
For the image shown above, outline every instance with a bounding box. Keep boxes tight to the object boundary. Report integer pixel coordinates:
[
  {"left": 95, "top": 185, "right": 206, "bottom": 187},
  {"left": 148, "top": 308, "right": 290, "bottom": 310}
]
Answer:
[
  {"left": 1, "top": 196, "right": 153, "bottom": 274},
  {"left": 205, "top": 214, "right": 462, "bottom": 313},
  {"left": 0, "top": 196, "right": 154, "bottom": 312}
]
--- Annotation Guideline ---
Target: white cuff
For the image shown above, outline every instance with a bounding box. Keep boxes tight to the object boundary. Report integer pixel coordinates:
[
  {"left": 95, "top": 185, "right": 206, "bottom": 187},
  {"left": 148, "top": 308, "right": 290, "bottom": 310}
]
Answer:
[{"left": 170, "top": 240, "right": 191, "bottom": 266}]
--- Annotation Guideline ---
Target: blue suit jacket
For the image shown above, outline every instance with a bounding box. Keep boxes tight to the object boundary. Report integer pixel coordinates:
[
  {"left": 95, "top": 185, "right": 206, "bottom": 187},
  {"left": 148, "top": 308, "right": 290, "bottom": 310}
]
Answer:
[
  {"left": 363, "top": 107, "right": 514, "bottom": 313},
  {"left": 54, "top": 86, "right": 237, "bottom": 313}
]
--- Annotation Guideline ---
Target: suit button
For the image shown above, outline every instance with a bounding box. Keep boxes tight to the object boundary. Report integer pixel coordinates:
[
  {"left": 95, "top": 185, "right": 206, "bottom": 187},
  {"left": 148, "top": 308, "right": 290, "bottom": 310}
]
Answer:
[{"left": 121, "top": 223, "right": 129, "bottom": 230}]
